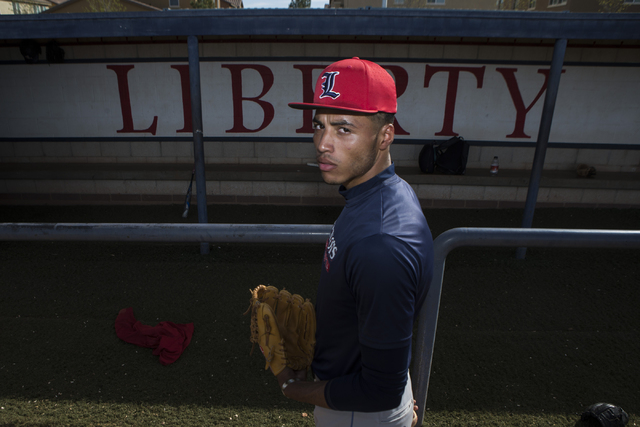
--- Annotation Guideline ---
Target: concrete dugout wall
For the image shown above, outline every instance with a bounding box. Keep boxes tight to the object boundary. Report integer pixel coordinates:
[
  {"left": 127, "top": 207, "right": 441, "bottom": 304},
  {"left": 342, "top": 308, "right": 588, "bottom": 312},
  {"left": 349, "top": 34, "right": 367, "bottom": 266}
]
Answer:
[{"left": 1, "top": 33, "right": 639, "bottom": 207}]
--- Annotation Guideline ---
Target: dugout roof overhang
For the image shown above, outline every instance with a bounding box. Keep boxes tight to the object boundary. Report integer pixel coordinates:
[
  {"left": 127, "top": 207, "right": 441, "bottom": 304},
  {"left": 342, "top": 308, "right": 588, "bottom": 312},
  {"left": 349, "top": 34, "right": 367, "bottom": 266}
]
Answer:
[{"left": 1, "top": 8, "right": 640, "bottom": 41}]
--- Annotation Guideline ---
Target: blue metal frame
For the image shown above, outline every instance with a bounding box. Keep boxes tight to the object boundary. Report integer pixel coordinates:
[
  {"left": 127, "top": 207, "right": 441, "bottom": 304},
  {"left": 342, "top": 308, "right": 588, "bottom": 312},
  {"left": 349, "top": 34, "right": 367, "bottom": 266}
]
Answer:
[
  {"left": 187, "top": 35, "right": 210, "bottom": 255},
  {"left": 2, "top": 10, "right": 639, "bottom": 246},
  {"left": 516, "top": 38, "right": 567, "bottom": 259},
  {"left": 1, "top": 9, "right": 640, "bottom": 40},
  {"left": 413, "top": 227, "right": 640, "bottom": 425},
  {"left": 0, "top": 222, "right": 333, "bottom": 243}
]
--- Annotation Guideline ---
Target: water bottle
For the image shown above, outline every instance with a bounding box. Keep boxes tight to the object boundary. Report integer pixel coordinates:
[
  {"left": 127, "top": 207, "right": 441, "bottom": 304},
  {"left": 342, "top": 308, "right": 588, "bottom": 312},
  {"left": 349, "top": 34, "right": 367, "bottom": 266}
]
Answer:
[{"left": 490, "top": 156, "right": 499, "bottom": 175}]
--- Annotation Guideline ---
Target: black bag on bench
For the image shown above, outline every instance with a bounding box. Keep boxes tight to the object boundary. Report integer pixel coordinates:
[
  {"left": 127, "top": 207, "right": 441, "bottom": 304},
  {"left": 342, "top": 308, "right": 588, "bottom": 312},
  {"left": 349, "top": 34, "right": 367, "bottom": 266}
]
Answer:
[{"left": 418, "top": 136, "right": 469, "bottom": 175}]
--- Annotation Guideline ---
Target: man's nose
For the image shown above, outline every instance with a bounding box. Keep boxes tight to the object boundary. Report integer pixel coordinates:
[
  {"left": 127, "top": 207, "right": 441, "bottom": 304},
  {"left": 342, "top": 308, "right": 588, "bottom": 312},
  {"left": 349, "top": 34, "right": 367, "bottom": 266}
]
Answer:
[{"left": 315, "top": 129, "right": 333, "bottom": 153}]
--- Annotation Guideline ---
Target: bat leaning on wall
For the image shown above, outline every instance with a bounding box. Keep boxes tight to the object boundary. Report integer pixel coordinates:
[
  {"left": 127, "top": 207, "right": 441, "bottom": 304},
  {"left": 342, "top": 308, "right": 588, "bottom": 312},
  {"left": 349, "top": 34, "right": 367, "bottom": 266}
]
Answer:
[{"left": 182, "top": 169, "right": 195, "bottom": 218}]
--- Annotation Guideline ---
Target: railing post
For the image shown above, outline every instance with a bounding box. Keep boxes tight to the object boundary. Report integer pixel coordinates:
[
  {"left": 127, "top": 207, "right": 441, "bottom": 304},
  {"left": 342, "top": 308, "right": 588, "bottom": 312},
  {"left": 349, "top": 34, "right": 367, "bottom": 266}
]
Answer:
[
  {"left": 516, "top": 38, "right": 567, "bottom": 260},
  {"left": 413, "top": 228, "right": 640, "bottom": 426},
  {"left": 412, "top": 248, "right": 448, "bottom": 427},
  {"left": 187, "top": 35, "right": 210, "bottom": 255}
]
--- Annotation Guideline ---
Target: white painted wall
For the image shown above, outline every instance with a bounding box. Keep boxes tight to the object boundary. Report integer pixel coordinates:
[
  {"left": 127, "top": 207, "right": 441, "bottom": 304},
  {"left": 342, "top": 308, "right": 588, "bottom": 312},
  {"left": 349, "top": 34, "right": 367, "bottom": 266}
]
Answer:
[{"left": 1, "top": 40, "right": 639, "bottom": 173}]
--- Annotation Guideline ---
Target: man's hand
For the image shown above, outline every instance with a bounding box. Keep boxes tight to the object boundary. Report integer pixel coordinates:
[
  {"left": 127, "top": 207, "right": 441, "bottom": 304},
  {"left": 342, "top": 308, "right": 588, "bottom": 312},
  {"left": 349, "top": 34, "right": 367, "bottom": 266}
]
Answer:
[
  {"left": 273, "top": 366, "right": 330, "bottom": 408},
  {"left": 411, "top": 400, "right": 419, "bottom": 427},
  {"left": 275, "top": 366, "right": 307, "bottom": 390}
]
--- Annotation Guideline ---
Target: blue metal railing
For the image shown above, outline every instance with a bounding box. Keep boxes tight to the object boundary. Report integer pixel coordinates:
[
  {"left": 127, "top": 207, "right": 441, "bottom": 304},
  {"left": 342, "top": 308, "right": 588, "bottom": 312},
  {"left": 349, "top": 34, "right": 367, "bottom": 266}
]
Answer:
[
  {"left": 0, "top": 222, "right": 332, "bottom": 244},
  {"left": 413, "top": 227, "right": 640, "bottom": 425}
]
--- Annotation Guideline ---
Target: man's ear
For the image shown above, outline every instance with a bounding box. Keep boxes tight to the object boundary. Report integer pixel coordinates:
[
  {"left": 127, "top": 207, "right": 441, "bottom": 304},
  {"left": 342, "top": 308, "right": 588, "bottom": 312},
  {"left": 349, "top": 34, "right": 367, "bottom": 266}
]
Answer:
[{"left": 379, "top": 123, "right": 395, "bottom": 150}]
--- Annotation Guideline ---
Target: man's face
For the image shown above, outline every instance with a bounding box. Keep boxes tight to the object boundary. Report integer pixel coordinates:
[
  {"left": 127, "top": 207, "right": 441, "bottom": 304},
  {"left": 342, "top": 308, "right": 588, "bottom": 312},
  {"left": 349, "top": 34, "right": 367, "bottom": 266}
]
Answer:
[{"left": 312, "top": 109, "right": 392, "bottom": 190}]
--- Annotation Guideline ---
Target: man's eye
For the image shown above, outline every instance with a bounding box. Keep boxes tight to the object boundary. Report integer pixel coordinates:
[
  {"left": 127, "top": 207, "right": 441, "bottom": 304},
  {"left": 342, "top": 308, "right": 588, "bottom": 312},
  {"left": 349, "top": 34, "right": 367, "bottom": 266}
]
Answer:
[
  {"left": 338, "top": 127, "right": 350, "bottom": 134},
  {"left": 312, "top": 123, "right": 323, "bottom": 130}
]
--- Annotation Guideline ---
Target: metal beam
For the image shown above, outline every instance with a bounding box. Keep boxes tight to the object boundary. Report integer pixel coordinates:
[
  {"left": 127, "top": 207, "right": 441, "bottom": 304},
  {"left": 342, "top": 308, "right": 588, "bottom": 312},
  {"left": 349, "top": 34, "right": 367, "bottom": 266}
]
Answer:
[
  {"left": 516, "top": 38, "right": 568, "bottom": 260},
  {"left": 412, "top": 227, "right": 640, "bottom": 426},
  {"left": 0, "top": 223, "right": 333, "bottom": 243},
  {"left": 187, "top": 35, "right": 210, "bottom": 255},
  {"left": 1, "top": 10, "right": 639, "bottom": 41}
]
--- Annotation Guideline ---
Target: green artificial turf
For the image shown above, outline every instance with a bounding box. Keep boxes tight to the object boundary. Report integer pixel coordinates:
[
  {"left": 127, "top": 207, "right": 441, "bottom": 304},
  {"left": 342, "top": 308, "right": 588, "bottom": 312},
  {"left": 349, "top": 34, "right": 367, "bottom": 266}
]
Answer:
[{"left": 0, "top": 205, "right": 638, "bottom": 426}]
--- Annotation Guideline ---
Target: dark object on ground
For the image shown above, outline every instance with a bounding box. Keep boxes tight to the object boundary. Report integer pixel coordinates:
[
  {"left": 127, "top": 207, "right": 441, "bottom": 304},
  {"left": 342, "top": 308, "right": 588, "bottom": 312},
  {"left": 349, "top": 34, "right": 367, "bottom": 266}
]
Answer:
[{"left": 581, "top": 403, "right": 629, "bottom": 427}]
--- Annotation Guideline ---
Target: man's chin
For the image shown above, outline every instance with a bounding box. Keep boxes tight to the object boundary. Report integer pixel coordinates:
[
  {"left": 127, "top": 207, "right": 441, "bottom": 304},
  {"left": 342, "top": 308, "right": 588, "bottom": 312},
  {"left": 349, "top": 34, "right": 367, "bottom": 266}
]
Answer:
[{"left": 320, "top": 172, "right": 342, "bottom": 186}]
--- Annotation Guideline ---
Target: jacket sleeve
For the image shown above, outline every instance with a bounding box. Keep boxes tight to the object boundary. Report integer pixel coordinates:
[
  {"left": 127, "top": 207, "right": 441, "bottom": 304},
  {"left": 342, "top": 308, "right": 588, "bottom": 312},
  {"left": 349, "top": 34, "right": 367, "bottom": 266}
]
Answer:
[
  {"left": 324, "top": 234, "right": 420, "bottom": 412},
  {"left": 325, "top": 343, "right": 411, "bottom": 412}
]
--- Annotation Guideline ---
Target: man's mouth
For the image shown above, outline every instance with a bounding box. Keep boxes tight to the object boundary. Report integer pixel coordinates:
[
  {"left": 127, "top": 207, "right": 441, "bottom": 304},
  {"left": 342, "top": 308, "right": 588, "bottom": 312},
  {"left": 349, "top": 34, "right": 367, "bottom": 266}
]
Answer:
[{"left": 317, "top": 159, "right": 337, "bottom": 172}]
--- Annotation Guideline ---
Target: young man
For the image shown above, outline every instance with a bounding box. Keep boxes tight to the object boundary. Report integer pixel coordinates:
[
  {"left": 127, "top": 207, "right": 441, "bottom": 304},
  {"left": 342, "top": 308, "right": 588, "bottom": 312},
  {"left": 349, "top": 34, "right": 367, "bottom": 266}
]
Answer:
[{"left": 282, "top": 57, "right": 434, "bottom": 426}]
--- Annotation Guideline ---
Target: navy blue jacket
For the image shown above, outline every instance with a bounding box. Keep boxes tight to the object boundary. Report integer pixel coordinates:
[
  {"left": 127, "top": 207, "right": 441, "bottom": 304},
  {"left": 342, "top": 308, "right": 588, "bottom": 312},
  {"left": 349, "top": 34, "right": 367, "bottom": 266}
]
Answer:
[{"left": 312, "top": 164, "right": 434, "bottom": 412}]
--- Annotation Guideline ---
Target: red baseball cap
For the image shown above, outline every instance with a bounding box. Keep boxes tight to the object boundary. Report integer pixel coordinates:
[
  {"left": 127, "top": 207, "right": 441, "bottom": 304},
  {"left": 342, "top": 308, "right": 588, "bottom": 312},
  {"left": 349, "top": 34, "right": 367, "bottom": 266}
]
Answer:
[{"left": 289, "top": 57, "right": 397, "bottom": 114}]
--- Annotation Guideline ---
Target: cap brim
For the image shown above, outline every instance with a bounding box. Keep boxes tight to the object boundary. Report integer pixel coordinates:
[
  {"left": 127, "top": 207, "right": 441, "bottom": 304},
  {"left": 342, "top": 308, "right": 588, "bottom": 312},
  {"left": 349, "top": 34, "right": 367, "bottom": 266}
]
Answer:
[{"left": 288, "top": 102, "right": 380, "bottom": 114}]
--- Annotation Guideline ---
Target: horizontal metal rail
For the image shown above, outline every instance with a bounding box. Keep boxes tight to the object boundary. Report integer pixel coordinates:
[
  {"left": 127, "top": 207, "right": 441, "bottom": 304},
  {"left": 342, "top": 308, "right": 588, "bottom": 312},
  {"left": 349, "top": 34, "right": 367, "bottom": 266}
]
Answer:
[
  {"left": 413, "top": 227, "right": 640, "bottom": 426},
  {"left": 1, "top": 9, "right": 639, "bottom": 41},
  {"left": 2, "top": 223, "right": 640, "bottom": 425},
  {"left": 0, "top": 223, "right": 332, "bottom": 244}
]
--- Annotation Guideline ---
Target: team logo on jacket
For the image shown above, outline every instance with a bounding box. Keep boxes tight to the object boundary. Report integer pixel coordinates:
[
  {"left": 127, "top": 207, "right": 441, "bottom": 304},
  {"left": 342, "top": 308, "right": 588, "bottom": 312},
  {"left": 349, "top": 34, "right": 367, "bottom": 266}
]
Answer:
[
  {"left": 319, "top": 72, "right": 340, "bottom": 100},
  {"left": 323, "top": 226, "right": 338, "bottom": 272}
]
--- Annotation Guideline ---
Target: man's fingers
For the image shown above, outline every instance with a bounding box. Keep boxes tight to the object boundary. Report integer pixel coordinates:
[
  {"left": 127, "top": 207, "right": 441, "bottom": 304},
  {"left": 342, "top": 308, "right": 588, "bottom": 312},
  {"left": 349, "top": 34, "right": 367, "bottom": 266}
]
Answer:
[{"left": 411, "top": 400, "right": 419, "bottom": 427}]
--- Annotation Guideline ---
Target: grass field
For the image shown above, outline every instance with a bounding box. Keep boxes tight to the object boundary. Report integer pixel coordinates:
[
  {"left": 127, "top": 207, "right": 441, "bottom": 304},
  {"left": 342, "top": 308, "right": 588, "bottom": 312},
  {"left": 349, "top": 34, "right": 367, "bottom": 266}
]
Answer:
[{"left": 0, "top": 205, "right": 638, "bottom": 426}]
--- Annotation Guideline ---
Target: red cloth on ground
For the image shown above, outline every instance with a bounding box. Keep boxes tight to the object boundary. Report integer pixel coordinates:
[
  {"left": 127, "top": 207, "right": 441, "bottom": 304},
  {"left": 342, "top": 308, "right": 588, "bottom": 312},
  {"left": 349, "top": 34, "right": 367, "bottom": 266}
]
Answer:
[{"left": 115, "top": 307, "right": 194, "bottom": 366}]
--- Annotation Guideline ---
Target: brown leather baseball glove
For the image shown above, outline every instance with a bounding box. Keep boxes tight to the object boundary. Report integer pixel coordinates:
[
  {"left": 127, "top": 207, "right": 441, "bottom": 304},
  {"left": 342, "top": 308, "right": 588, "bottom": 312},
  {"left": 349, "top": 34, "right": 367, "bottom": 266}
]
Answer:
[{"left": 245, "top": 285, "right": 316, "bottom": 376}]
